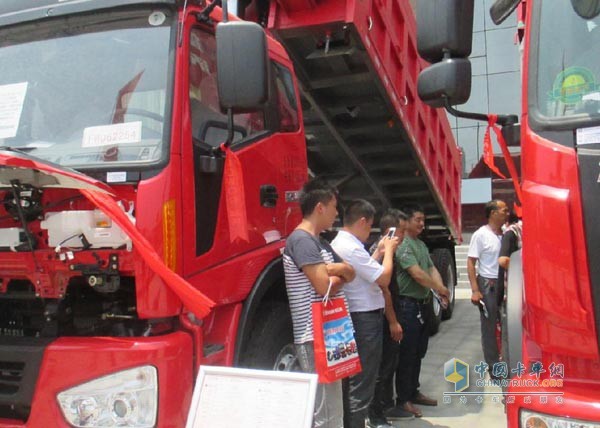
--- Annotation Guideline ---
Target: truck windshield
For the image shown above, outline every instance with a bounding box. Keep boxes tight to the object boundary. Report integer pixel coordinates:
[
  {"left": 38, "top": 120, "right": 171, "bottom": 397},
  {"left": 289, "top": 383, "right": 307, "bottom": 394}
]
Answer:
[
  {"left": 0, "top": 8, "right": 174, "bottom": 169},
  {"left": 534, "top": 2, "right": 600, "bottom": 124}
]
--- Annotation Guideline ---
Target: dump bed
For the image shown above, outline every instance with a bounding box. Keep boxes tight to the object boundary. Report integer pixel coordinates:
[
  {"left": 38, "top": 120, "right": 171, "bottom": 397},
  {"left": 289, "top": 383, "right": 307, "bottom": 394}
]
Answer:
[{"left": 268, "top": 0, "right": 462, "bottom": 242}]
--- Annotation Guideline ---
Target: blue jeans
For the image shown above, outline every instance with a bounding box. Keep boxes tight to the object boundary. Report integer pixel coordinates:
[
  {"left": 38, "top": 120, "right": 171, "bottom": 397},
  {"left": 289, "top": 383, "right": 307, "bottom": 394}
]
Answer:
[
  {"left": 395, "top": 298, "right": 429, "bottom": 404},
  {"left": 296, "top": 342, "right": 344, "bottom": 428},
  {"left": 343, "top": 310, "right": 384, "bottom": 428}
]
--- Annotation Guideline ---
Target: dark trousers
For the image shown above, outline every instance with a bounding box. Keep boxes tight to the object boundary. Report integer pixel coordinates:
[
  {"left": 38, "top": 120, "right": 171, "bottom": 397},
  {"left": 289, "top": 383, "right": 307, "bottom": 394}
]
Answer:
[
  {"left": 343, "top": 310, "right": 384, "bottom": 428},
  {"left": 395, "top": 298, "right": 429, "bottom": 404},
  {"left": 368, "top": 298, "right": 402, "bottom": 419},
  {"left": 478, "top": 276, "right": 501, "bottom": 368}
]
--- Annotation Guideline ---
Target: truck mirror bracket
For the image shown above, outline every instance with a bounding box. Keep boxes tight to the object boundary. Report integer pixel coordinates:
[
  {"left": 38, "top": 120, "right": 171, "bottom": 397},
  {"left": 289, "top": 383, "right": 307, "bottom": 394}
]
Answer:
[{"left": 443, "top": 98, "right": 518, "bottom": 127}]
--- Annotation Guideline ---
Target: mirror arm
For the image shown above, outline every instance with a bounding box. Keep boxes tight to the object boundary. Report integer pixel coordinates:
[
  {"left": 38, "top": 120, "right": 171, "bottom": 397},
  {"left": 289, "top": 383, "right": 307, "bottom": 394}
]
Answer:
[
  {"left": 197, "top": 0, "right": 222, "bottom": 24},
  {"left": 221, "top": 0, "right": 232, "bottom": 150},
  {"left": 444, "top": 97, "right": 518, "bottom": 126},
  {"left": 225, "top": 109, "right": 234, "bottom": 147}
]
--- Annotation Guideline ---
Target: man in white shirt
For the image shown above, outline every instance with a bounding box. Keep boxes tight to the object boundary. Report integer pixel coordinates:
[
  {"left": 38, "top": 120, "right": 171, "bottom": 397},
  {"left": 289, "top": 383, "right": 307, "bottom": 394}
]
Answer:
[
  {"left": 467, "top": 200, "right": 509, "bottom": 372},
  {"left": 332, "top": 200, "right": 399, "bottom": 428}
]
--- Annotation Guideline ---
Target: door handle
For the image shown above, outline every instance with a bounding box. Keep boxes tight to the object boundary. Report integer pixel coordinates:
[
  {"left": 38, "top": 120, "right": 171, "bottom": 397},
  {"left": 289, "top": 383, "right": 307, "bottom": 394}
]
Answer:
[{"left": 260, "top": 185, "right": 279, "bottom": 208}]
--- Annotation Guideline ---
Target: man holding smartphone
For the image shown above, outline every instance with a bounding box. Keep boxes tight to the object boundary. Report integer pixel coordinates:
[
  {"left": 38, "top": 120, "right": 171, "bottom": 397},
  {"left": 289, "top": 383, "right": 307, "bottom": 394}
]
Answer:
[
  {"left": 367, "top": 209, "right": 414, "bottom": 427},
  {"left": 331, "top": 200, "right": 399, "bottom": 428}
]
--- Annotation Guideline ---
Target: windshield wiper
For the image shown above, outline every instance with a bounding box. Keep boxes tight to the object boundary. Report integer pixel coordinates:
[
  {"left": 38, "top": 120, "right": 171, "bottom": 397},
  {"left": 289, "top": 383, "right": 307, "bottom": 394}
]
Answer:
[
  {"left": 0, "top": 146, "right": 36, "bottom": 153},
  {"left": 0, "top": 145, "right": 115, "bottom": 195},
  {"left": 0, "top": 145, "right": 73, "bottom": 171}
]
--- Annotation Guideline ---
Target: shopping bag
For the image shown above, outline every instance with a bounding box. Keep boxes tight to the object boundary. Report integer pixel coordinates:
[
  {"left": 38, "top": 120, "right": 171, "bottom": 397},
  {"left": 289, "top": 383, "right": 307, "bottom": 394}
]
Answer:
[{"left": 312, "top": 295, "right": 362, "bottom": 383}]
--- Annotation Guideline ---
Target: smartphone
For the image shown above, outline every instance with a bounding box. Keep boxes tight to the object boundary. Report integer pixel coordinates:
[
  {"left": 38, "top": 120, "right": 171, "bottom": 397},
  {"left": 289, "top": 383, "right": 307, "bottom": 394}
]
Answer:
[
  {"left": 386, "top": 227, "right": 396, "bottom": 238},
  {"left": 479, "top": 300, "right": 489, "bottom": 318},
  {"left": 432, "top": 290, "right": 448, "bottom": 309}
]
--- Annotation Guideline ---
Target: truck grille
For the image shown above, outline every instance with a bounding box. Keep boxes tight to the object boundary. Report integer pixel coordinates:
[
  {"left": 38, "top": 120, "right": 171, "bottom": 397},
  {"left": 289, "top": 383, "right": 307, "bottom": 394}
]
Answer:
[
  {"left": 0, "top": 361, "right": 25, "bottom": 395},
  {"left": 0, "top": 338, "right": 52, "bottom": 421}
]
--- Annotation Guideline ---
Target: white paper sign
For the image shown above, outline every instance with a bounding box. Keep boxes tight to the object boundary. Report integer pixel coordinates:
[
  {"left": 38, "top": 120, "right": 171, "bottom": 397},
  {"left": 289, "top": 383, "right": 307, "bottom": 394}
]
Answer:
[
  {"left": 0, "top": 82, "right": 28, "bottom": 139},
  {"left": 82, "top": 121, "right": 142, "bottom": 148},
  {"left": 186, "top": 366, "right": 317, "bottom": 428},
  {"left": 106, "top": 171, "right": 127, "bottom": 183},
  {"left": 577, "top": 126, "right": 600, "bottom": 145}
]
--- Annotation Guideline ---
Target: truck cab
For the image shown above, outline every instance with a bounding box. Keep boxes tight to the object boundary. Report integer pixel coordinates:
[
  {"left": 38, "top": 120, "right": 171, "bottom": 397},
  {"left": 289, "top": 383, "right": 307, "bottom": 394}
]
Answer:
[
  {"left": 0, "top": 1, "right": 305, "bottom": 426},
  {"left": 0, "top": 0, "right": 461, "bottom": 426}
]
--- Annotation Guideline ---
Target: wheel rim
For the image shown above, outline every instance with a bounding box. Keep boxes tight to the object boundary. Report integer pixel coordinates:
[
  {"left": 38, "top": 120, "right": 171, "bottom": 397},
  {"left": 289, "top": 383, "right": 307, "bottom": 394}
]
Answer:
[
  {"left": 447, "top": 264, "right": 455, "bottom": 303},
  {"left": 273, "top": 344, "right": 301, "bottom": 372}
]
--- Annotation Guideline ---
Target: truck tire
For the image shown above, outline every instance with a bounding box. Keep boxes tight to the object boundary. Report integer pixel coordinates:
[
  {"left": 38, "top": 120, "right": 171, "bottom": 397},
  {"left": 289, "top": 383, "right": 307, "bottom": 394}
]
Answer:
[
  {"left": 431, "top": 248, "right": 456, "bottom": 320},
  {"left": 239, "top": 301, "right": 300, "bottom": 371},
  {"left": 504, "top": 250, "right": 523, "bottom": 378}
]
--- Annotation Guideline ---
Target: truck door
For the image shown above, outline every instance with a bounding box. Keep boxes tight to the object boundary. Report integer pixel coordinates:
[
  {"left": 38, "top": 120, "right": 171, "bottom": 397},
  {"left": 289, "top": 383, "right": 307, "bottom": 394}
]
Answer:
[{"left": 180, "top": 24, "right": 304, "bottom": 278}]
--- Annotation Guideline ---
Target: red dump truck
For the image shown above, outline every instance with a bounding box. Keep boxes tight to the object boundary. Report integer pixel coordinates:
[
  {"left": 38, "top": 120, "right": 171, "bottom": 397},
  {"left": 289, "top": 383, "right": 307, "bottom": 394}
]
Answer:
[
  {"left": 417, "top": 0, "right": 600, "bottom": 426},
  {"left": 0, "top": 0, "right": 460, "bottom": 426}
]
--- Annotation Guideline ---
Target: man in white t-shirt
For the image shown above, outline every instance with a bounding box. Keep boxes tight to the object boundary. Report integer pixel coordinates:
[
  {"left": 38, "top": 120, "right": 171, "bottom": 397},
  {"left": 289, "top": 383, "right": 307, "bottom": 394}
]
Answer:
[
  {"left": 331, "top": 200, "right": 399, "bottom": 428},
  {"left": 467, "top": 200, "right": 509, "bottom": 372}
]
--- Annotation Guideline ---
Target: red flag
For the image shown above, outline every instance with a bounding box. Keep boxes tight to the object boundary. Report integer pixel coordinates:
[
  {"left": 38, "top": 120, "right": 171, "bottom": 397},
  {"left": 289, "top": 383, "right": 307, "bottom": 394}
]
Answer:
[
  {"left": 221, "top": 144, "right": 249, "bottom": 243},
  {"left": 484, "top": 114, "right": 523, "bottom": 215},
  {"left": 483, "top": 115, "right": 507, "bottom": 179},
  {"left": 80, "top": 189, "right": 216, "bottom": 318}
]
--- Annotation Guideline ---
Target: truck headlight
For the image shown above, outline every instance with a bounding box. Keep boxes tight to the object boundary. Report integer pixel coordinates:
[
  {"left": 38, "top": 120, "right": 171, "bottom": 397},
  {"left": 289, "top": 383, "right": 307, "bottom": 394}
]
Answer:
[
  {"left": 521, "top": 410, "right": 600, "bottom": 428},
  {"left": 57, "top": 366, "right": 157, "bottom": 427}
]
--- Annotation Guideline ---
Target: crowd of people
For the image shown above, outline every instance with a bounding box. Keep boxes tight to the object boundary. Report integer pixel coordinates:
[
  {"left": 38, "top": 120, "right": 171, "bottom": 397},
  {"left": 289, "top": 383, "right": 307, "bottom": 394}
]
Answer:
[
  {"left": 283, "top": 178, "right": 522, "bottom": 428},
  {"left": 283, "top": 179, "right": 450, "bottom": 428}
]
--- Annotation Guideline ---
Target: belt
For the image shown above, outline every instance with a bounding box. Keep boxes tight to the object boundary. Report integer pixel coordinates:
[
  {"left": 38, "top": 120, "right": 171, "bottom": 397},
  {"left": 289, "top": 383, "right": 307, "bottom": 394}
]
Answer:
[
  {"left": 353, "top": 308, "right": 384, "bottom": 315},
  {"left": 397, "top": 295, "right": 430, "bottom": 305}
]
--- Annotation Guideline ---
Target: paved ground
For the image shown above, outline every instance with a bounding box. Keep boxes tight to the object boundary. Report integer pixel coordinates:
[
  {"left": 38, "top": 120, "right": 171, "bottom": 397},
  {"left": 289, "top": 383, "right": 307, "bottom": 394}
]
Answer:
[{"left": 388, "top": 290, "right": 507, "bottom": 428}]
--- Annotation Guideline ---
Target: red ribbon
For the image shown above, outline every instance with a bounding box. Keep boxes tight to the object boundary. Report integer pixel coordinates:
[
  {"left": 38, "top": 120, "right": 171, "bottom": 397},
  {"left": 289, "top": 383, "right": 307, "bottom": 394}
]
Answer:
[
  {"left": 221, "top": 143, "right": 249, "bottom": 243},
  {"left": 483, "top": 114, "right": 523, "bottom": 217},
  {"left": 80, "top": 189, "right": 216, "bottom": 318},
  {"left": 483, "top": 115, "right": 507, "bottom": 179}
]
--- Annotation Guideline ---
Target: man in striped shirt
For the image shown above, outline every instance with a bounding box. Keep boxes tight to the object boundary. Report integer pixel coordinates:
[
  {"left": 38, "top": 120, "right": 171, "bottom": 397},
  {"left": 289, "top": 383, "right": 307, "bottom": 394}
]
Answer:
[{"left": 284, "top": 179, "right": 355, "bottom": 428}]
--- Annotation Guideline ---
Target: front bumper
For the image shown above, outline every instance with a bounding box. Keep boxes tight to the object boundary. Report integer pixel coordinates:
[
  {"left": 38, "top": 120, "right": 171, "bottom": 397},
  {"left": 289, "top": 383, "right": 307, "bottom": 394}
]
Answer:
[
  {"left": 507, "top": 383, "right": 600, "bottom": 427},
  {"left": 0, "top": 332, "right": 193, "bottom": 428}
]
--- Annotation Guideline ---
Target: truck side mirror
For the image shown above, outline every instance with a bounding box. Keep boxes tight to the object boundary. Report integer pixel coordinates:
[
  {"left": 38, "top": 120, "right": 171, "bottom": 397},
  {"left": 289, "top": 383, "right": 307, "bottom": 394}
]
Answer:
[
  {"left": 571, "top": 0, "right": 600, "bottom": 19},
  {"left": 417, "top": 58, "right": 471, "bottom": 108},
  {"left": 216, "top": 21, "right": 269, "bottom": 111},
  {"left": 417, "top": 0, "right": 474, "bottom": 63},
  {"left": 489, "top": 0, "right": 520, "bottom": 25}
]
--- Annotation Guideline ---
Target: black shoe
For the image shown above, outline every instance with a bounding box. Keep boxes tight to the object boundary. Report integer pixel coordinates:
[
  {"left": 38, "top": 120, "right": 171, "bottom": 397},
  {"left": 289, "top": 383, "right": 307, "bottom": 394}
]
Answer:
[
  {"left": 385, "top": 405, "right": 416, "bottom": 421},
  {"left": 366, "top": 416, "right": 394, "bottom": 428}
]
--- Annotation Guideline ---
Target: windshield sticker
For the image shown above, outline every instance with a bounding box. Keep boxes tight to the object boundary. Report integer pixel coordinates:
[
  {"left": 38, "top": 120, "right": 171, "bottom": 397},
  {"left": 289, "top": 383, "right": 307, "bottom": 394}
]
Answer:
[
  {"left": 0, "top": 82, "right": 28, "bottom": 139},
  {"left": 577, "top": 126, "right": 600, "bottom": 145},
  {"left": 107, "top": 172, "right": 127, "bottom": 183},
  {"left": 582, "top": 91, "right": 600, "bottom": 101},
  {"left": 550, "top": 66, "right": 598, "bottom": 105},
  {"left": 82, "top": 122, "right": 142, "bottom": 148}
]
